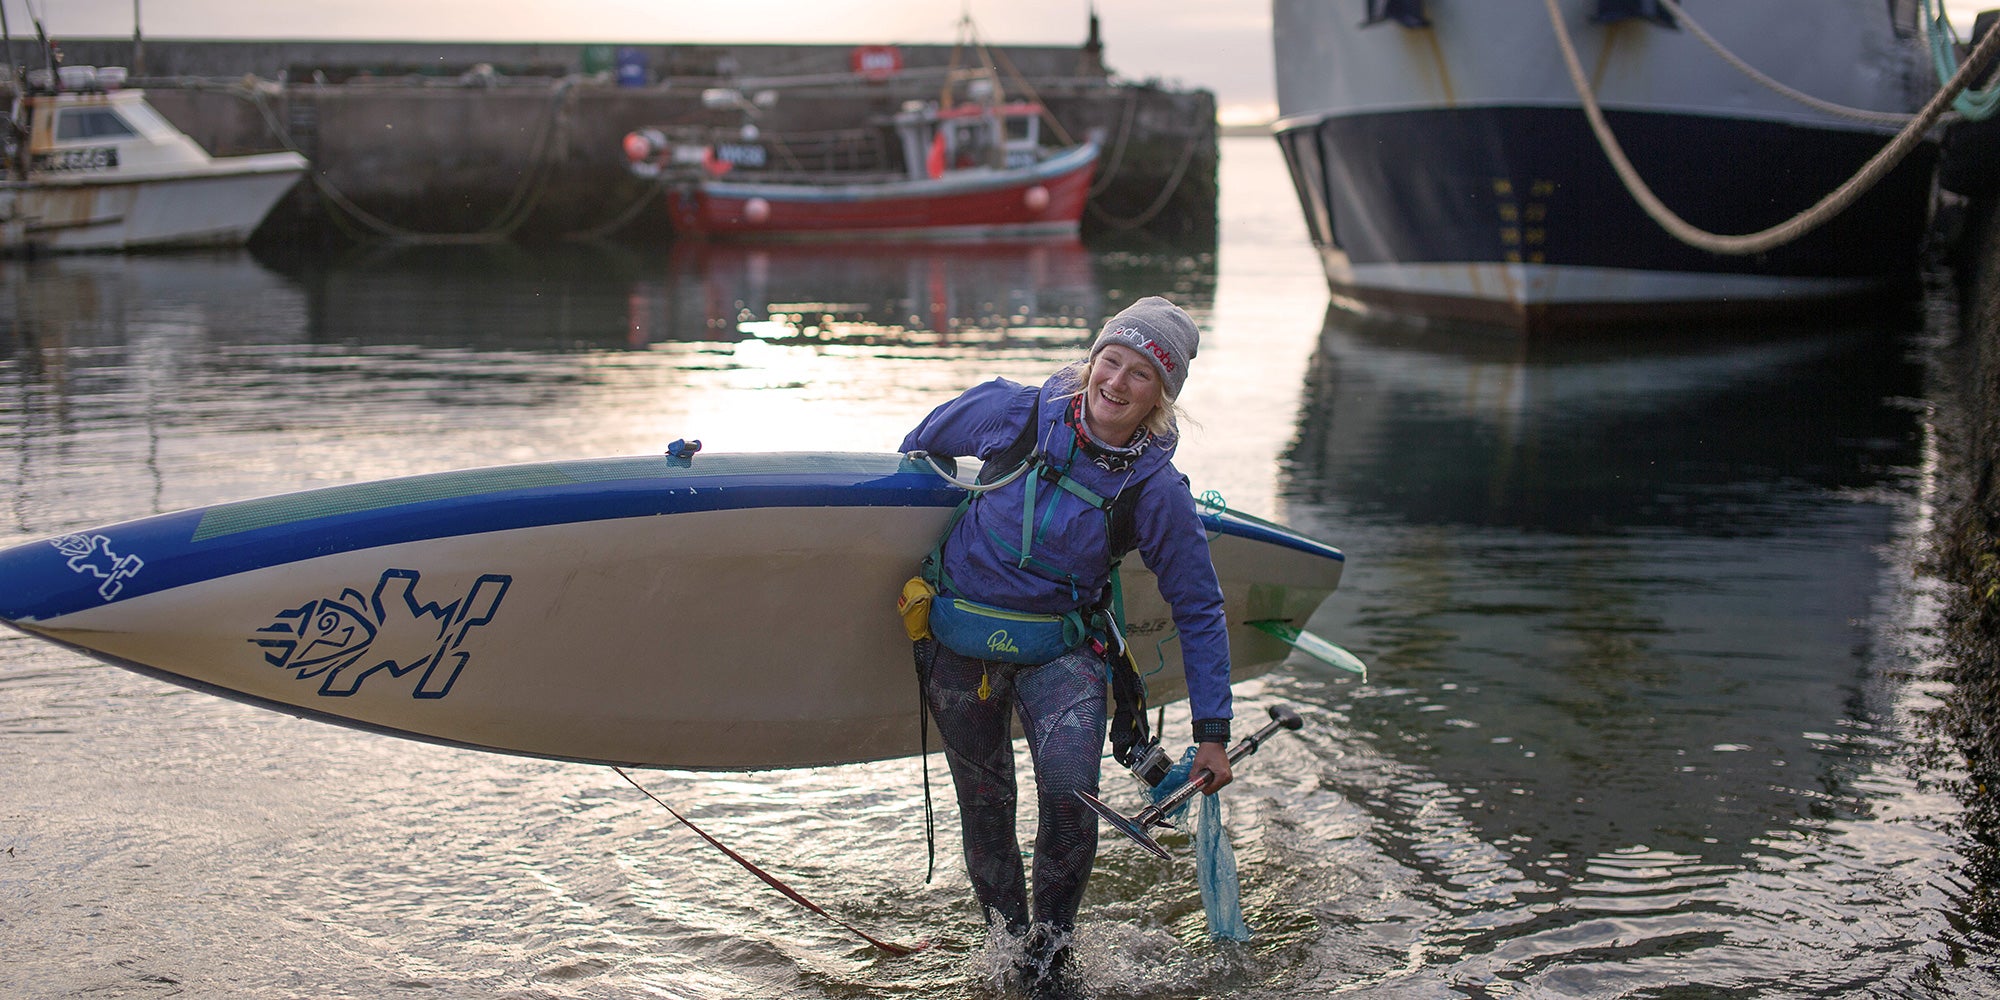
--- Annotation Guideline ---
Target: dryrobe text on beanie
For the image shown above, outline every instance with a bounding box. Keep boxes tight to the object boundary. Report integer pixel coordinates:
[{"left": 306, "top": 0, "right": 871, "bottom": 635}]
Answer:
[{"left": 1090, "top": 296, "right": 1200, "bottom": 399}]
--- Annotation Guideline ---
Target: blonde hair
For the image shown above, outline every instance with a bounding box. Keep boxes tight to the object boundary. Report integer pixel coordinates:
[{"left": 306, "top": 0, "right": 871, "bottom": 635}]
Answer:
[{"left": 1054, "top": 356, "right": 1182, "bottom": 441}]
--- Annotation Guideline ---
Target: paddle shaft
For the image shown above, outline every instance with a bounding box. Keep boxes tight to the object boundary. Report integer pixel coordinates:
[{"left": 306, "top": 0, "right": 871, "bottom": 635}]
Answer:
[{"left": 1137, "top": 705, "right": 1303, "bottom": 829}]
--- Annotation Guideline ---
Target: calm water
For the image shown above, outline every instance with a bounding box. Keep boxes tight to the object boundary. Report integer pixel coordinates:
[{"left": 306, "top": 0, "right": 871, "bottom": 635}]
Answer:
[{"left": 2, "top": 138, "right": 1995, "bottom": 998}]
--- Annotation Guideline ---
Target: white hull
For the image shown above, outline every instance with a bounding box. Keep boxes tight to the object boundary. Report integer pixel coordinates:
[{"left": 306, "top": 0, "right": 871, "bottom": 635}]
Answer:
[
  {"left": 1274, "top": 0, "right": 1930, "bottom": 125},
  {"left": 3, "top": 157, "right": 307, "bottom": 251}
]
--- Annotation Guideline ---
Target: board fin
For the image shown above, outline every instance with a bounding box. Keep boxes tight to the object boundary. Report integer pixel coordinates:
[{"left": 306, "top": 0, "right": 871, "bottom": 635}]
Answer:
[{"left": 1247, "top": 621, "right": 1367, "bottom": 682}]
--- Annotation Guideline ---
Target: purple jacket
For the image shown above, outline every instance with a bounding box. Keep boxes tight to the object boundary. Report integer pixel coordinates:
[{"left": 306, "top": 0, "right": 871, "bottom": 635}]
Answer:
[{"left": 901, "top": 375, "right": 1233, "bottom": 726}]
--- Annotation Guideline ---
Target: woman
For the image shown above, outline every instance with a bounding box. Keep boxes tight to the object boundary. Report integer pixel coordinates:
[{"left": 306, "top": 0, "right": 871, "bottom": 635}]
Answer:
[{"left": 900, "top": 296, "right": 1234, "bottom": 997}]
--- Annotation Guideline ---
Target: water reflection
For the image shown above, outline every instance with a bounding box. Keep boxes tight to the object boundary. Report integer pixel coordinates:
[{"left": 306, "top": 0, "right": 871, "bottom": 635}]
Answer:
[
  {"left": 1286, "top": 312, "right": 1923, "bottom": 533},
  {"left": 0, "top": 243, "right": 1213, "bottom": 528},
  {"left": 0, "top": 240, "right": 1217, "bottom": 360},
  {"left": 283, "top": 241, "right": 656, "bottom": 351},
  {"left": 1267, "top": 306, "right": 1947, "bottom": 989},
  {"left": 270, "top": 238, "right": 1117, "bottom": 352},
  {"left": 652, "top": 238, "right": 1103, "bottom": 347}
]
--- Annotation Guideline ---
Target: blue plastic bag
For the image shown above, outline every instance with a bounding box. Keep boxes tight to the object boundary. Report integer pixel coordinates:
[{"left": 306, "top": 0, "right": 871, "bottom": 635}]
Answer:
[{"left": 1151, "top": 748, "right": 1251, "bottom": 941}]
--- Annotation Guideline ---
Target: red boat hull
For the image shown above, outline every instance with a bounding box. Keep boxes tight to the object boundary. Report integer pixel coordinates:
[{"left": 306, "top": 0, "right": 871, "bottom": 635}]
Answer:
[{"left": 667, "top": 146, "right": 1097, "bottom": 241}]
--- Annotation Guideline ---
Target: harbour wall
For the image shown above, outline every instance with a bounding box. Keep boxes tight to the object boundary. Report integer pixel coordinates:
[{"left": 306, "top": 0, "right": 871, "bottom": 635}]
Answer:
[
  {"left": 1922, "top": 12, "right": 2000, "bottom": 839},
  {"left": 35, "top": 38, "right": 1218, "bottom": 245},
  {"left": 1932, "top": 191, "right": 2000, "bottom": 833}
]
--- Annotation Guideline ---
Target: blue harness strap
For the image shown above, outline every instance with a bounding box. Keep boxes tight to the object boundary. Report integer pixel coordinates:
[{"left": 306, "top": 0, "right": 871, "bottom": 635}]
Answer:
[{"left": 993, "top": 433, "right": 1113, "bottom": 601}]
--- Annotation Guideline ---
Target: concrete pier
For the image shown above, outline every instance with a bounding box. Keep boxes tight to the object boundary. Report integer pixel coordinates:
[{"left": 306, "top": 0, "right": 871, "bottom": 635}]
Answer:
[
  {"left": 33, "top": 38, "right": 1218, "bottom": 245},
  {"left": 1931, "top": 193, "right": 2000, "bottom": 815},
  {"left": 1922, "top": 11, "right": 2000, "bottom": 841}
]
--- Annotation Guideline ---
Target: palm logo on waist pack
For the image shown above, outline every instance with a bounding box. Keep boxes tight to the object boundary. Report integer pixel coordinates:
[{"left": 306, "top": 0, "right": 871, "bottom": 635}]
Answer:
[
  {"left": 253, "top": 569, "right": 511, "bottom": 698},
  {"left": 928, "top": 596, "right": 1086, "bottom": 665},
  {"left": 985, "top": 629, "right": 1021, "bottom": 657}
]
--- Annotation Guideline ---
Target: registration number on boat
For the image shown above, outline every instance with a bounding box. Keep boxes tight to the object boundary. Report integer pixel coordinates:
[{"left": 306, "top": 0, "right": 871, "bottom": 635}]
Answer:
[{"left": 34, "top": 147, "right": 119, "bottom": 172}]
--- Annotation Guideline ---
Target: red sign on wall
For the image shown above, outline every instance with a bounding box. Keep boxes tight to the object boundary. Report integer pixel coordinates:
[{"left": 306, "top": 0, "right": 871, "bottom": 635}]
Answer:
[{"left": 851, "top": 45, "right": 902, "bottom": 81}]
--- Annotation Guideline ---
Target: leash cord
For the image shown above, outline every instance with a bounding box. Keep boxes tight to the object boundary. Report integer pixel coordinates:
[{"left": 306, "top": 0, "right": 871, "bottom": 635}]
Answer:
[
  {"left": 612, "top": 767, "right": 928, "bottom": 957},
  {"left": 917, "top": 649, "right": 938, "bottom": 884}
]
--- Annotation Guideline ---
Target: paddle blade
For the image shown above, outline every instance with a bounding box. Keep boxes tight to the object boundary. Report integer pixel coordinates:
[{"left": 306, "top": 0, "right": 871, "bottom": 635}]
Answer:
[{"left": 1075, "top": 790, "right": 1171, "bottom": 860}]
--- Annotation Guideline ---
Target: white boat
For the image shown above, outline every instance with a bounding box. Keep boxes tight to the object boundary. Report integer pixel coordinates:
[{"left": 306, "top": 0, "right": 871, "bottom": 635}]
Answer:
[
  {"left": 0, "top": 451, "right": 1349, "bottom": 770},
  {"left": 1271, "top": 0, "right": 1940, "bottom": 333},
  {"left": 0, "top": 70, "right": 308, "bottom": 253}
]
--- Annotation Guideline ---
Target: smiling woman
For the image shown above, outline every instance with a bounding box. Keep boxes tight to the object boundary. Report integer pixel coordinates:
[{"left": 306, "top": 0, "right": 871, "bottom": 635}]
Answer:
[
  {"left": 1081, "top": 343, "right": 1168, "bottom": 443},
  {"left": 896, "top": 294, "right": 1237, "bottom": 997}
]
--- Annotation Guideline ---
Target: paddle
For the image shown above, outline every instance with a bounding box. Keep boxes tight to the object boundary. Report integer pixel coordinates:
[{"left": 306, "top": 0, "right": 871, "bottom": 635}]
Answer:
[{"left": 1074, "top": 704, "right": 1305, "bottom": 860}]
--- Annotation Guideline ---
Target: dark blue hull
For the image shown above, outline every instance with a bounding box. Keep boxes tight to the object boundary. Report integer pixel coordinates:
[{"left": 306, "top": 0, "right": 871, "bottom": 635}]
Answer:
[{"left": 1275, "top": 106, "right": 1937, "bottom": 332}]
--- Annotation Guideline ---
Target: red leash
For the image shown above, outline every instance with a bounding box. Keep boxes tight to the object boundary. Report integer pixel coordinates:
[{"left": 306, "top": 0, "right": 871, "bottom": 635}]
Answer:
[{"left": 613, "top": 767, "right": 929, "bottom": 957}]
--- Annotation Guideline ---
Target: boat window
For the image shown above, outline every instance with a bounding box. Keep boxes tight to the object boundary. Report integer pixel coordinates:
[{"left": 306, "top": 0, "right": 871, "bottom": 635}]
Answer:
[
  {"left": 1362, "top": 0, "right": 1429, "bottom": 28},
  {"left": 1593, "top": 0, "right": 1674, "bottom": 26},
  {"left": 54, "top": 108, "right": 138, "bottom": 141}
]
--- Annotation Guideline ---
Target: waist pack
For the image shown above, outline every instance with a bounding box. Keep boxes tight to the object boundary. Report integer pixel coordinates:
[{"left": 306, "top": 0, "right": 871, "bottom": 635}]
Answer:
[{"left": 928, "top": 594, "right": 1093, "bottom": 665}]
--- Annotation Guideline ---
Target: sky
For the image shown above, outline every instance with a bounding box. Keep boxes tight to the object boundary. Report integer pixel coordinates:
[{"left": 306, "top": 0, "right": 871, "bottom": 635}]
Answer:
[{"left": 3, "top": 1, "right": 1994, "bottom": 126}]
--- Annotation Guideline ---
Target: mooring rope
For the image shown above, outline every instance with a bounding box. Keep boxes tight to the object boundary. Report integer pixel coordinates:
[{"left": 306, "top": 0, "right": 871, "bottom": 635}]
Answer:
[
  {"left": 560, "top": 179, "right": 665, "bottom": 241},
  {"left": 1542, "top": 0, "right": 2000, "bottom": 255},
  {"left": 1652, "top": 0, "right": 1921, "bottom": 127},
  {"left": 230, "top": 75, "right": 579, "bottom": 244},
  {"left": 1087, "top": 114, "right": 1209, "bottom": 232},
  {"left": 1086, "top": 86, "right": 1140, "bottom": 199}
]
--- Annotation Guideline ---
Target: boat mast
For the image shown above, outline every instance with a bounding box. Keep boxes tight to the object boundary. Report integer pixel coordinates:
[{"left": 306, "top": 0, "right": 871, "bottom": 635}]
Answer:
[{"left": 1, "top": 1, "right": 20, "bottom": 176}]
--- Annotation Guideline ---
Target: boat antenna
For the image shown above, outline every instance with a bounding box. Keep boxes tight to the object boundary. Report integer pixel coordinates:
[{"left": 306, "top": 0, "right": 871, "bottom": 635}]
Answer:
[
  {"left": 940, "top": 6, "right": 972, "bottom": 109},
  {"left": 0, "top": 0, "right": 18, "bottom": 176},
  {"left": 1, "top": 2, "right": 18, "bottom": 96},
  {"left": 973, "top": 8, "right": 1077, "bottom": 147},
  {"left": 26, "top": 0, "right": 53, "bottom": 90}
]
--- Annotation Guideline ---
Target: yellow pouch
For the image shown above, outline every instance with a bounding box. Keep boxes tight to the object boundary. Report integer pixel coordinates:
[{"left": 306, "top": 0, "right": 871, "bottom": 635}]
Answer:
[{"left": 898, "top": 576, "right": 936, "bottom": 641}]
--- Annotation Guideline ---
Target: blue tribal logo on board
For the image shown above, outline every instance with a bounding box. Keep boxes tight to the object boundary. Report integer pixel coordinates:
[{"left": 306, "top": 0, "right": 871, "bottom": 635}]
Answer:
[{"left": 253, "top": 569, "right": 511, "bottom": 698}]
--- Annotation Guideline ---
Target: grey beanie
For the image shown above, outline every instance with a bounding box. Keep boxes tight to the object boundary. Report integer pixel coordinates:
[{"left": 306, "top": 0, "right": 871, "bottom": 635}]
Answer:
[{"left": 1090, "top": 296, "right": 1200, "bottom": 399}]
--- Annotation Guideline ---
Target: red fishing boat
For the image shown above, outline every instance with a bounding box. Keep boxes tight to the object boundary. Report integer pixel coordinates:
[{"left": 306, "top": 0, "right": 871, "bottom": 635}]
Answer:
[{"left": 623, "top": 87, "right": 1097, "bottom": 242}]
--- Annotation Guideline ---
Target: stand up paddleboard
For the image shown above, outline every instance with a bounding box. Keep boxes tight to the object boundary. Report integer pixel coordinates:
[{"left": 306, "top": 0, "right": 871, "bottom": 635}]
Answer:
[{"left": 0, "top": 451, "right": 1348, "bottom": 769}]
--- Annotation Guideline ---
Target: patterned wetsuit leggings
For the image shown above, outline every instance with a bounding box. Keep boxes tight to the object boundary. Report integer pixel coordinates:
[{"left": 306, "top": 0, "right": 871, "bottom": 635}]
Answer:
[{"left": 918, "top": 638, "right": 1106, "bottom": 934}]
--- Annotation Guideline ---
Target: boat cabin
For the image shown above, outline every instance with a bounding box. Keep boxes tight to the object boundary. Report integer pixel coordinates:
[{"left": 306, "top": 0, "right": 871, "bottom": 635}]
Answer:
[
  {"left": 894, "top": 100, "right": 1048, "bottom": 178},
  {"left": 8, "top": 83, "right": 221, "bottom": 181}
]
